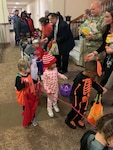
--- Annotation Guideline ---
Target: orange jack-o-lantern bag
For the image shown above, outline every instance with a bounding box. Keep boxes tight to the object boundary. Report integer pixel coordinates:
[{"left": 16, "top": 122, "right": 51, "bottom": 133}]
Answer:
[{"left": 87, "top": 94, "right": 103, "bottom": 125}]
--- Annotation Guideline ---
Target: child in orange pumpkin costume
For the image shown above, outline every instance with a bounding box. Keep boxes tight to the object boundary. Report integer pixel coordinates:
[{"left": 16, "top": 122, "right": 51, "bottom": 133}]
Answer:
[
  {"left": 65, "top": 60, "right": 103, "bottom": 129},
  {"left": 15, "top": 58, "right": 38, "bottom": 127}
]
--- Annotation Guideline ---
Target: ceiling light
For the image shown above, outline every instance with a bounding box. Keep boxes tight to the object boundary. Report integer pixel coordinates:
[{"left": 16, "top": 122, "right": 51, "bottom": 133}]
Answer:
[{"left": 15, "top": 2, "right": 19, "bottom": 5}]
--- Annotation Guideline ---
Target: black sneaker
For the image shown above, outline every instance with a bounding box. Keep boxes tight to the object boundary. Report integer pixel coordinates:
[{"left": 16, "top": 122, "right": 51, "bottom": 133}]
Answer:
[{"left": 65, "top": 119, "right": 76, "bottom": 129}]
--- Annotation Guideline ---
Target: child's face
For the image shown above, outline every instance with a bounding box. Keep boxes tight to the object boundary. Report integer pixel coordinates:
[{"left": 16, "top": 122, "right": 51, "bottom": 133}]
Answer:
[
  {"left": 48, "top": 63, "right": 56, "bottom": 70},
  {"left": 107, "top": 137, "right": 113, "bottom": 148},
  {"left": 23, "top": 39, "right": 28, "bottom": 45},
  {"left": 21, "top": 65, "right": 30, "bottom": 74},
  {"left": 26, "top": 33, "right": 30, "bottom": 38},
  {"left": 33, "top": 42, "right": 39, "bottom": 48}
]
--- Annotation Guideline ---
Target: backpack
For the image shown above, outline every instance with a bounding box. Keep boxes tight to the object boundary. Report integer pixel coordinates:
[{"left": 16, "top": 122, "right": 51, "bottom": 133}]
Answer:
[{"left": 80, "top": 130, "right": 108, "bottom": 150}]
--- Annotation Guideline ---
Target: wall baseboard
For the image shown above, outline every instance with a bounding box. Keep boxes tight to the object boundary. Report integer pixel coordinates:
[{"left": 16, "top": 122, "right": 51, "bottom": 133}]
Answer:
[{"left": 0, "top": 43, "right": 10, "bottom": 48}]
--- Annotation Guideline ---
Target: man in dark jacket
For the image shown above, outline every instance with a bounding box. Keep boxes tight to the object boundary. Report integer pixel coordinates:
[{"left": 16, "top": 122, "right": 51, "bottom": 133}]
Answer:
[
  {"left": 13, "top": 10, "right": 20, "bottom": 45},
  {"left": 44, "top": 13, "right": 75, "bottom": 73}
]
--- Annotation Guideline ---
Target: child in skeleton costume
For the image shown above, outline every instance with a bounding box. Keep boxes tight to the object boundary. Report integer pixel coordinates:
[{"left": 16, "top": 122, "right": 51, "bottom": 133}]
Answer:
[{"left": 65, "top": 60, "right": 103, "bottom": 129}]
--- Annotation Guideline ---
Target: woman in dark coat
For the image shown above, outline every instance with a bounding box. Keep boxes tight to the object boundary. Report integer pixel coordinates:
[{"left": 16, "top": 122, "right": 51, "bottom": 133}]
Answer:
[{"left": 17, "top": 11, "right": 30, "bottom": 39}]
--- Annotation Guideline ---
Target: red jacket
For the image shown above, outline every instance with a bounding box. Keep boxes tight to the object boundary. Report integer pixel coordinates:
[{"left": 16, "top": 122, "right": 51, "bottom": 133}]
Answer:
[
  {"left": 22, "top": 93, "right": 38, "bottom": 127},
  {"left": 35, "top": 47, "right": 44, "bottom": 61}
]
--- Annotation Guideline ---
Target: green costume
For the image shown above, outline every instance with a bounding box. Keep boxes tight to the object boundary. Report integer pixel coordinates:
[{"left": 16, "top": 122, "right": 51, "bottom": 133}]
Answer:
[{"left": 79, "top": 14, "right": 105, "bottom": 66}]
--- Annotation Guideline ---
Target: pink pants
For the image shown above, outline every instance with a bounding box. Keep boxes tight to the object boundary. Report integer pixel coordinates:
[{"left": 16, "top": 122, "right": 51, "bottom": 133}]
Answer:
[{"left": 47, "top": 91, "right": 58, "bottom": 110}]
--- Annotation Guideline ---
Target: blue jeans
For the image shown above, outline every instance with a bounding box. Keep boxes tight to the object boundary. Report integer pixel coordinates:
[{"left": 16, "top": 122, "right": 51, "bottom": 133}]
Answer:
[{"left": 37, "top": 60, "right": 43, "bottom": 75}]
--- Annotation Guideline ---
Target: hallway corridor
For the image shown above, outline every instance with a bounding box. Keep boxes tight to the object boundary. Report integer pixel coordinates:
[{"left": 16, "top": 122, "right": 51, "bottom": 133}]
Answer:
[{"left": 0, "top": 33, "right": 113, "bottom": 150}]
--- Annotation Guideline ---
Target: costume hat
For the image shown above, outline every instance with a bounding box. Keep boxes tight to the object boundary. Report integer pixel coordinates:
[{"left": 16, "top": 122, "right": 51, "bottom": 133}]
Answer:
[{"left": 42, "top": 52, "right": 56, "bottom": 68}]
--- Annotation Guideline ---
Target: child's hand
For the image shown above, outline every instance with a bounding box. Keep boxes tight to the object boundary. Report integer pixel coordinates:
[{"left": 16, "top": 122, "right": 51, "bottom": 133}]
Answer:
[
  {"left": 41, "top": 38, "right": 48, "bottom": 43},
  {"left": 58, "top": 72, "right": 68, "bottom": 80},
  {"left": 45, "top": 90, "right": 51, "bottom": 95},
  {"left": 85, "top": 53, "right": 94, "bottom": 61},
  {"left": 24, "top": 79, "right": 28, "bottom": 82},
  {"left": 105, "top": 46, "right": 113, "bottom": 54},
  {"left": 61, "top": 74, "right": 68, "bottom": 80}
]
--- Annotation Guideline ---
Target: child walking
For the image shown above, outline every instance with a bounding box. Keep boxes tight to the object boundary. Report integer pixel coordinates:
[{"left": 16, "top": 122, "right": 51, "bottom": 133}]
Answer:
[
  {"left": 15, "top": 58, "right": 38, "bottom": 127},
  {"left": 65, "top": 60, "right": 103, "bottom": 129},
  {"left": 42, "top": 52, "right": 67, "bottom": 117}
]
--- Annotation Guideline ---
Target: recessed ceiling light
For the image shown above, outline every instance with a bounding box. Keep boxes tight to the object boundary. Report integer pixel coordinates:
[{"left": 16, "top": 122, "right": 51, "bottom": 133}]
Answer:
[{"left": 15, "top": 2, "right": 19, "bottom": 5}]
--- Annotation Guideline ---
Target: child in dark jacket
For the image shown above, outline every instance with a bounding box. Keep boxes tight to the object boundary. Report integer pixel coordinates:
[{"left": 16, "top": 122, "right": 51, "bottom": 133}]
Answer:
[
  {"left": 85, "top": 113, "right": 113, "bottom": 150},
  {"left": 65, "top": 60, "right": 103, "bottom": 129}
]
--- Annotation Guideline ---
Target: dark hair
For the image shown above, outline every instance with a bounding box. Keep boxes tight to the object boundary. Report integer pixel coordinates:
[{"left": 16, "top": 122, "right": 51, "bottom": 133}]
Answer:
[
  {"left": 96, "top": 113, "right": 113, "bottom": 141},
  {"left": 49, "top": 13, "right": 59, "bottom": 18},
  {"left": 56, "top": 11, "right": 64, "bottom": 21},
  {"left": 21, "top": 11, "right": 26, "bottom": 18},
  {"left": 15, "top": 10, "right": 19, "bottom": 12},
  {"left": 22, "top": 37, "right": 28, "bottom": 42},
  {"left": 39, "top": 17, "right": 49, "bottom": 25},
  {"left": 106, "top": 7, "right": 113, "bottom": 18},
  {"left": 85, "top": 60, "right": 97, "bottom": 73},
  {"left": 103, "top": 7, "right": 113, "bottom": 33},
  {"left": 85, "top": 9, "right": 91, "bottom": 16}
]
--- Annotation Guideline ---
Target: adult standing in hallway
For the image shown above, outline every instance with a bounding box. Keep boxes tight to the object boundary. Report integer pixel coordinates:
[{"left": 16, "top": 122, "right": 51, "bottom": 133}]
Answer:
[
  {"left": 13, "top": 10, "right": 20, "bottom": 45},
  {"left": 17, "top": 11, "right": 30, "bottom": 39},
  {"left": 44, "top": 10, "right": 49, "bottom": 18},
  {"left": 83, "top": 1, "right": 105, "bottom": 62},
  {"left": 39, "top": 17, "right": 53, "bottom": 50},
  {"left": 43, "top": 13, "right": 75, "bottom": 73},
  {"left": 27, "top": 13, "right": 35, "bottom": 35}
]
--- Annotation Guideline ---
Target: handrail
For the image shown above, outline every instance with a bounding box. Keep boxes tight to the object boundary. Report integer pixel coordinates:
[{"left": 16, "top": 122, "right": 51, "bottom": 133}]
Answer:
[{"left": 71, "top": 14, "right": 84, "bottom": 23}]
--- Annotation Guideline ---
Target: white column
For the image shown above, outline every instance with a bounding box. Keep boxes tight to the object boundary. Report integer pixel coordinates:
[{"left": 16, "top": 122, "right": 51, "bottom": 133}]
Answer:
[{"left": 0, "top": 0, "right": 10, "bottom": 44}]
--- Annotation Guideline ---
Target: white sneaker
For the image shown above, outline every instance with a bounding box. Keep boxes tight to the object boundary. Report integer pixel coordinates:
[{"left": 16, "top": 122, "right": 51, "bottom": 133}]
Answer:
[
  {"left": 53, "top": 105, "right": 60, "bottom": 113},
  {"left": 47, "top": 109, "right": 54, "bottom": 117},
  {"left": 41, "top": 75, "right": 43, "bottom": 80},
  {"left": 32, "top": 117, "right": 38, "bottom": 127}
]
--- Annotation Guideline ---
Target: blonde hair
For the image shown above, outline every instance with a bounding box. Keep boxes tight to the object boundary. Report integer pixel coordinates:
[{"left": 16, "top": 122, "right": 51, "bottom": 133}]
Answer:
[{"left": 17, "top": 58, "right": 29, "bottom": 71}]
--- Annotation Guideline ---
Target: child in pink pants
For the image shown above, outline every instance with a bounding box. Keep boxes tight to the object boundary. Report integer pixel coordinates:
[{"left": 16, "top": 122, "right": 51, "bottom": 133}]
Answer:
[{"left": 42, "top": 52, "right": 67, "bottom": 117}]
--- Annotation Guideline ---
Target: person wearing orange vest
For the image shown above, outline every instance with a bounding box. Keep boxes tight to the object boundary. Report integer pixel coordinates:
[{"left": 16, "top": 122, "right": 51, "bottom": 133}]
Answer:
[{"left": 15, "top": 58, "right": 38, "bottom": 127}]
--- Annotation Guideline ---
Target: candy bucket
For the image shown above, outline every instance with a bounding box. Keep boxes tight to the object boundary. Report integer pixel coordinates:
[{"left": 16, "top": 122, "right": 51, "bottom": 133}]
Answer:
[{"left": 59, "top": 83, "right": 72, "bottom": 98}]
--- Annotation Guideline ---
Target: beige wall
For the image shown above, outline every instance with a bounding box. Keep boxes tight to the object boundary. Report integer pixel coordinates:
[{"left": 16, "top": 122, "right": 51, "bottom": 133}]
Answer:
[
  {"left": 26, "top": 0, "right": 40, "bottom": 28},
  {"left": 26, "top": 0, "right": 50, "bottom": 28},
  {"left": 65, "top": 0, "right": 95, "bottom": 19},
  {"left": 25, "top": 0, "right": 97, "bottom": 28},
  {"left": 48, "top": 0, "right": 95, "bottom": 19}
]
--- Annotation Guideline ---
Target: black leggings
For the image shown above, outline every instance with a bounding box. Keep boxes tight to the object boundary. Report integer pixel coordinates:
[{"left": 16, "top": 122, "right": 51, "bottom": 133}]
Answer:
[{"left": 100, "top": 65, "right": 113, "bottom": 86}]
